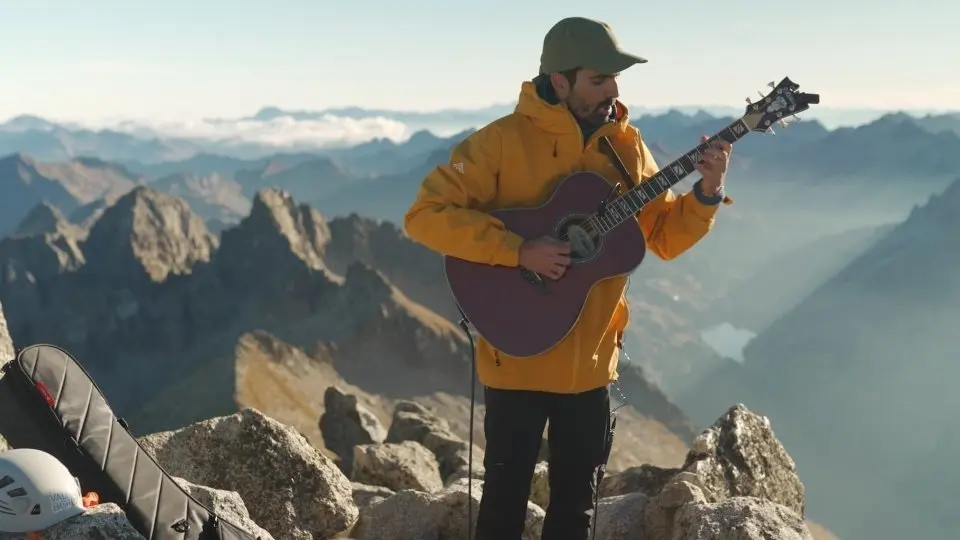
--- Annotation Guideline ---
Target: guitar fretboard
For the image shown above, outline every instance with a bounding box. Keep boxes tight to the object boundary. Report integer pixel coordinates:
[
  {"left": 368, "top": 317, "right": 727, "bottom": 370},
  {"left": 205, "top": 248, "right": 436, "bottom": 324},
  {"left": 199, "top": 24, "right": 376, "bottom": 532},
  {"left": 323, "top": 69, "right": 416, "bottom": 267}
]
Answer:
[{"left": 593, "top": 118, "right": 751, "bottom": 232}]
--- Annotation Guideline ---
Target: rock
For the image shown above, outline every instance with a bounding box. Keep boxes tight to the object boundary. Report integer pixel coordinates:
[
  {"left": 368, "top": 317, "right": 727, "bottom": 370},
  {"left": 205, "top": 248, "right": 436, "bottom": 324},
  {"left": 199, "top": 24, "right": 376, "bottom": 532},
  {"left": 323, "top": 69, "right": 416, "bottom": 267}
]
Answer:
[
  {"left": 352, "top": 440, "right": 444, "bottom": 492},
  {"left": 352, "top": 482, "right": 396, "bottom": 509},
  {"left": 674, "top": 497, "right": 813, "bottom": 540},
  {"left": 591, "top": 492, "right": 651, "bottom": 540},
  {"left": 682, "top": 404, "right": 806, "bottom": 515},
  {"left": 642, "top": 474, "right": 712, "bottom": 537},
  {"left": 600, "top": 463, "right": 682, "bottom": 498},
  {"left": 0, "top": 503, "right": 144, "bottom": 540},
  {"left": 349, "top": 477, "right": 544, "bottom": 540},
  {"left": 553, "top": 403, "right": 815, "bottom": 540},
  {"left": 529, "top": 461, "right": 550, "bottom": 509},
  {"left": 0, "top": 435, "right": 8, "bottom": 452},
  {"left": 599, "top": 403, "right": 815, "bottom": 540},
  {"left": 0, "top": 301, "right": 13, "bottom": 362},
  {"left": 591, "top": 477, "right": 810, "bottom": 540},
  {"left": 319, "top": 386, "right": 387, "bottom": 475},
  {"left": 656, "top": 472, "right": 713, "bottom": 509},
  {"left": 385, "top": 401, "right": 484, "bottom": 482},
  {"left": 172, "top": 476, "right": 274, "bottom": 540},
  {"left": 137, "top": 408, "right": 358, "bottom": 539}
]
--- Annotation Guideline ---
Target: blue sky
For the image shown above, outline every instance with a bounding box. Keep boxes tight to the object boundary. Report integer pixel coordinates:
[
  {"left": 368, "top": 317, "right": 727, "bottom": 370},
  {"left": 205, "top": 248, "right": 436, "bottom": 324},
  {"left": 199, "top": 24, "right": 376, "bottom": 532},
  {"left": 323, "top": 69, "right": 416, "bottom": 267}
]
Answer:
[{"left": 1, "top": 0, "right": 957, "bottom": 123}]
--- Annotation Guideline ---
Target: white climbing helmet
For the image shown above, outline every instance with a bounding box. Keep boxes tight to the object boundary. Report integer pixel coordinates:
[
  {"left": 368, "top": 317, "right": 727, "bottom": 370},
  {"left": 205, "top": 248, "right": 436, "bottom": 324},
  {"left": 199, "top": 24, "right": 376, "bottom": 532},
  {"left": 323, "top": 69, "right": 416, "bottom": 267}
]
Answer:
[{"left": 0, "top": 448, "right": 86, "bottom": 533}]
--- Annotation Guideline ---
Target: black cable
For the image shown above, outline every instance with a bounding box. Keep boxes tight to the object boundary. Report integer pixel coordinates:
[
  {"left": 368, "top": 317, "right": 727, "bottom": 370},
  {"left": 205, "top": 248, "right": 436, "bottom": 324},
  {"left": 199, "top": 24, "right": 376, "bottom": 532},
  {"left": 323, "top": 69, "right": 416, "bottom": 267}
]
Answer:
[{"left": 457, "top": 310, "right": 477, "bottom": 540}]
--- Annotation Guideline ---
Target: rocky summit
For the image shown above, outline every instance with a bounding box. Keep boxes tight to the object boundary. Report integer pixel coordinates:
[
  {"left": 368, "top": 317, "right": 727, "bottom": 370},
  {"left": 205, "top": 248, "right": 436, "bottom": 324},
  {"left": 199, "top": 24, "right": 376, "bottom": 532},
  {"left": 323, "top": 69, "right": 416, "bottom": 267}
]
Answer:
[
  {"left": 0, "top": 394, "right": 816, "bottom": 539},
  {"left": 0, "top": 297, "right": 826, "bottom": 538}
]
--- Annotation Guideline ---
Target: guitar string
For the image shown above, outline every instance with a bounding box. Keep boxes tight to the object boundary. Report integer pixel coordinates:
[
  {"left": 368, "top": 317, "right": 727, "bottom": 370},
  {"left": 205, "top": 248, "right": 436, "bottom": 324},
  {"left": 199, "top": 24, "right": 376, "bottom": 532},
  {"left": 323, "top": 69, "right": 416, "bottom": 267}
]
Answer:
[{"left": 556, "top": 125, "right": 741, "bottom": 243}]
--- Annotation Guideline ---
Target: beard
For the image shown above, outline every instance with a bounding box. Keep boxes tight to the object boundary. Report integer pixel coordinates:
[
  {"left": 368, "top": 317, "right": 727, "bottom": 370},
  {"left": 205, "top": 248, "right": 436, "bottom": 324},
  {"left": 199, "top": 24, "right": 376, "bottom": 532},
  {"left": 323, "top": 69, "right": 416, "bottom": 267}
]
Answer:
[{"left": 568, "top": 97, "right": 615, "bottom": 126}]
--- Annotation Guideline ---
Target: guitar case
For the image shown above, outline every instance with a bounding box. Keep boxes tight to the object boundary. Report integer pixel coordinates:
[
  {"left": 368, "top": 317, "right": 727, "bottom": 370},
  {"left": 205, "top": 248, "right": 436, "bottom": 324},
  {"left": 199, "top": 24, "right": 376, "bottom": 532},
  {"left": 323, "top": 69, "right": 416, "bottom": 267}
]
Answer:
[{"left": 0, "top": 344, "right": 262, "bottom": 540}]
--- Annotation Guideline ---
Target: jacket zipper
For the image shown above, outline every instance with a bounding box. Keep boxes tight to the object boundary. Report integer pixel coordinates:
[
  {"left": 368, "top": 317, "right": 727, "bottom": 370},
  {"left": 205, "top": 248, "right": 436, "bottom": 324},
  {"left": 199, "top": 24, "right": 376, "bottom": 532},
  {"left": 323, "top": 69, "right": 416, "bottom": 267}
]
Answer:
[{"left": 566, "top": 117, "right": 619, "bottom": 392}]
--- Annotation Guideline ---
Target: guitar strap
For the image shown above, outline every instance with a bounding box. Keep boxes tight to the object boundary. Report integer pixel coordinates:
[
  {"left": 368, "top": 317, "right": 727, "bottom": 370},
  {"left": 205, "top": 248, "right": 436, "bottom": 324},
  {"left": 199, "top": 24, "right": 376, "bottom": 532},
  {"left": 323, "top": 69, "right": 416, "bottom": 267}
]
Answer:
[
  {"left": 597, "top": 136, "right": 638, "bottom": 190},
  {"left": 596, "top": 136, "right": 635, "bottom": 353}
]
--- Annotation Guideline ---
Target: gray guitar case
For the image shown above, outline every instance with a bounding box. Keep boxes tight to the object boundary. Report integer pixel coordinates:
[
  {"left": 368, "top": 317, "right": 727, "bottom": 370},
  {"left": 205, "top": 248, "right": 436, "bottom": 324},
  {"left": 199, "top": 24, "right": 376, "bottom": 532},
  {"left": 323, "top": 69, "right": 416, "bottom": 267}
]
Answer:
[{"left": 0, "top": 344, "right": 262, "bottom": 540}]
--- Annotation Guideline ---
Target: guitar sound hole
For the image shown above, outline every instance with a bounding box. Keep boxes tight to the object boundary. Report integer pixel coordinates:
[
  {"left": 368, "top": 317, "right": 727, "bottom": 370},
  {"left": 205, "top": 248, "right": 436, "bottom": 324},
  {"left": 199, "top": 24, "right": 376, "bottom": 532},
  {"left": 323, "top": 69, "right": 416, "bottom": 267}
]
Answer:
[{"left": 556, "top": 215, "right": 603, "bottom": 264}]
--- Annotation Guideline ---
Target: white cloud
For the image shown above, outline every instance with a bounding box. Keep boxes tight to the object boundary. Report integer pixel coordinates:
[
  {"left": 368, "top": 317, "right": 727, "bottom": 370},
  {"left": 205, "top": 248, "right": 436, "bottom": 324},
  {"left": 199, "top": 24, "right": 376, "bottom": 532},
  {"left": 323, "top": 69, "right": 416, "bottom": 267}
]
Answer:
[{"left": 81, "top": 113, "right": 413, "bottom": 149}]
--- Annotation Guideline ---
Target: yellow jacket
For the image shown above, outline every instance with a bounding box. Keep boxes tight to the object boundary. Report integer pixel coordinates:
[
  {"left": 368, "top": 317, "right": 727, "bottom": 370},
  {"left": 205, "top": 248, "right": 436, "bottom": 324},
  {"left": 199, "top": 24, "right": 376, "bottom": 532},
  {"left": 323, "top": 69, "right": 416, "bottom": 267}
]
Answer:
[{"left": 404, "top": 80, "right": 720, "bottom": 394}]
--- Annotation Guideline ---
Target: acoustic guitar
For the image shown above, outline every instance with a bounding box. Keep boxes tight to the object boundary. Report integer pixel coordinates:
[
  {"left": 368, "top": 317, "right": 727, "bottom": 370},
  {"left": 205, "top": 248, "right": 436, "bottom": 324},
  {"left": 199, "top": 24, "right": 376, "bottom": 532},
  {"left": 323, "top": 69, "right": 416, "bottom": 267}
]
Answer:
[{"left": 444, "top": 77, "right": 820, "bottom": 357}]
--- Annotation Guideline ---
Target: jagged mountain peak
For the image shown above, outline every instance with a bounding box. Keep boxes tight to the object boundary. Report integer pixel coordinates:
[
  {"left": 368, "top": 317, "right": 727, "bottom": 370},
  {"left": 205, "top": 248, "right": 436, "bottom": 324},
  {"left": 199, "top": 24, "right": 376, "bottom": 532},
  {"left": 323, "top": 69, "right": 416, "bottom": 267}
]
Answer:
[
  {"left": 81, "top": 186, "right": 218, "bottom": 284},
  {"left": 14, "top": 201, "right": 75, "bottom": 237},
  {"left": 235, "top": 188, "right": 332, "bottom": 268}
]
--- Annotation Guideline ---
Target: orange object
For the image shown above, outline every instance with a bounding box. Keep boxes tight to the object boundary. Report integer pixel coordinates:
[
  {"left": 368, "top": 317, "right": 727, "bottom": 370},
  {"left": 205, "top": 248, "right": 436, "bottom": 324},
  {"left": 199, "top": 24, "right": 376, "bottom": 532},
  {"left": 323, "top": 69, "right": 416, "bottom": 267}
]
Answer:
[
  {"left": 26, "top": 532, "right": 43, "bottom": 540},
  {"left": 82, "top": 491, "right": 100, "bottom": 508}
]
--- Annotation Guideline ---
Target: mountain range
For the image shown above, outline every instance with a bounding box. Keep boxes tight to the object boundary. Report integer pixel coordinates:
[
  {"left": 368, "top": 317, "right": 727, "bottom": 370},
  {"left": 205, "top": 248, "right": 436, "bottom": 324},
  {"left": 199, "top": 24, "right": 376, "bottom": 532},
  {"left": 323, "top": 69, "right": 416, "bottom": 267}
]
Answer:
[
  {"left": 2, "top": 104, "right": 960, "bottom": 539},
  {"left": 2, "top": 108, "right": 958, "bottom": 390}
]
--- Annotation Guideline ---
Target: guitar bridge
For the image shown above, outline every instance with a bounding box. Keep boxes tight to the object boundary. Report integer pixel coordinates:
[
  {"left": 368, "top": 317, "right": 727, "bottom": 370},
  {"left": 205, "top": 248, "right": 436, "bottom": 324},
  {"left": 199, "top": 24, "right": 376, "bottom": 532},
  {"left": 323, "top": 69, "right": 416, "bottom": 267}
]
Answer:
[{"left": 519, "top": 267, "right": 548, "bottom": 295}]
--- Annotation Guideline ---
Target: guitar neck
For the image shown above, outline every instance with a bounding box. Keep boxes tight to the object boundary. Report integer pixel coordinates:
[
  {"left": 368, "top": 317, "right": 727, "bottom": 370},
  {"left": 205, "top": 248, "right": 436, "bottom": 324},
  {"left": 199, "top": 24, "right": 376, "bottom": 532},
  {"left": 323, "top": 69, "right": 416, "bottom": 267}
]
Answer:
[{"left": 597, "top": 118, "right": 751, "bottom": 230}]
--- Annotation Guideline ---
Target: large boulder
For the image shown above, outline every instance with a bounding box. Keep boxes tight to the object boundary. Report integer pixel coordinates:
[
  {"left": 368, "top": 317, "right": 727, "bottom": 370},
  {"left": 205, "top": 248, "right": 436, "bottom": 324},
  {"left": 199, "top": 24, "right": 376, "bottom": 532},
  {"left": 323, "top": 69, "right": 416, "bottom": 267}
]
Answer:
[
  {"left": 385, "top": 401, "right": 484, "bottom": 483},
  {"left": 674, "top": 496, "right": 812, "bottom": 540},
  {"left": 138, "top": 408, "right": 358, "bottom": 539},
  {"left": 172, "top": 476, "right": 273, "bottom": 540},
  {"left": 600, "top": 463, "right": 683, "bottom": 498},
  {"left": 351, "top": 482, "right": 396, "bottom": 509},
  {"left": 352, "top": 440, "right": 444, "bottom": 492},
  {"left": 681, "top": 404, "right": 805, "bottom": 515},
  {"left": 533, "top": 404, "right": 814, "bottom": 540},
  {"left": 318, "top": 386, "right": 387, "bottom": 475},
  {"left": 350, "top": 477, "right": 544, "bottom": 540}
]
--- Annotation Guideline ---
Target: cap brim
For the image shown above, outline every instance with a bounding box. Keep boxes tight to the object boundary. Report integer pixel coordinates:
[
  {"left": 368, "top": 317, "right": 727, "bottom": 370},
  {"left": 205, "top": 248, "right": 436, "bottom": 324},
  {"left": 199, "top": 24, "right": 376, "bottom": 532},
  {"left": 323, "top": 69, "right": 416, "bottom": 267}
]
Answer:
[{"left": 594, "top": 51, "right": 648, "bottom": 75}]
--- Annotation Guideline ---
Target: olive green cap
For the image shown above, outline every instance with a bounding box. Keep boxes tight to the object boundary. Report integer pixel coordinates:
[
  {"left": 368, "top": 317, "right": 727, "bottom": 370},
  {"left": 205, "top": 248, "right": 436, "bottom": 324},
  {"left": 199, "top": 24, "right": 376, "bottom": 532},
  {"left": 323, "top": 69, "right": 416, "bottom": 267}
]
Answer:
[{"left": 539, "top": 17, "right": 647, "bottom": 75}]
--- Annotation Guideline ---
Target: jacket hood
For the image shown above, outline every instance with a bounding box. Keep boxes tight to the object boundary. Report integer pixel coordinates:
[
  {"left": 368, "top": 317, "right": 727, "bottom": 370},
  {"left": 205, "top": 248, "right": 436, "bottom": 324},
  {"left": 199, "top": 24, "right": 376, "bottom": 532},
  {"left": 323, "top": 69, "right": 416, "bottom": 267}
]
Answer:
[{"left": 514, "top": 79, "right": 632, "bottom": 136}]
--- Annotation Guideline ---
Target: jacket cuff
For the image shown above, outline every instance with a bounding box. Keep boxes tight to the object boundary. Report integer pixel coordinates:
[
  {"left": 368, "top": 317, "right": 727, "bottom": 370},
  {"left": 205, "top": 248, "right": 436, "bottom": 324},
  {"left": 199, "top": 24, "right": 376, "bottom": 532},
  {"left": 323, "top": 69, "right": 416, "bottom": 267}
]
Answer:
[
  {"left": 693, "top": 179, "right": 724, "bottom": 206},
  {"left": 684, "top": 181, "right": 722, "bottom": 221},
  {"left": 493, "top": 231, "right": 525, "bottom": 267}
]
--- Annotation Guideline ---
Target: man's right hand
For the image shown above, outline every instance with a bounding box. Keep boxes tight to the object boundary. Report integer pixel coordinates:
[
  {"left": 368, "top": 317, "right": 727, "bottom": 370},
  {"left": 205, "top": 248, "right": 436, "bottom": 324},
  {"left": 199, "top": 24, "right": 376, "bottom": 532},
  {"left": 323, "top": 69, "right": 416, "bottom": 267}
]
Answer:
[{"left": 519, "top": 237, "right": 571, "bottom": 280}]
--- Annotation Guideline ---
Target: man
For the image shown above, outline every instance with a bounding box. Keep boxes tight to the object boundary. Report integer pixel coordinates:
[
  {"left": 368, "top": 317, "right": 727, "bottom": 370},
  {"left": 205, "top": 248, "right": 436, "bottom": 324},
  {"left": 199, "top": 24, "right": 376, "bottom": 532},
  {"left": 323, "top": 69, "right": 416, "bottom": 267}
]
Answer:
[{"left": 403, "top": 16, "right": 731, "bottom": 540}]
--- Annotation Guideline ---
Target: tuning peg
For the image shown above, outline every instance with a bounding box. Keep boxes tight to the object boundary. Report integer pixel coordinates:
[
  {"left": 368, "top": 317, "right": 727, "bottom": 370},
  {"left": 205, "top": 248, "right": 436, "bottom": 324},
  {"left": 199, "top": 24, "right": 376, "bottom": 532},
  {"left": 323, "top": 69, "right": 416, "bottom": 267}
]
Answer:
[
  {"left": 791, "top": 114, "right": 802, "bottom": 122},
  {"left": 768, "top": 127, "right": 776, "bottom": 136},
  {"left": 745, "top": 97, "right": 752, "bottom": 104},
  {"left": 757, "top": 90, "right": 765, "bottom": 98},
  {"left": 778, "top": 119, "right": 789, "bottom": 129},
  {"left": 767, "top": 81, "right": 776, "bottom": 88}
]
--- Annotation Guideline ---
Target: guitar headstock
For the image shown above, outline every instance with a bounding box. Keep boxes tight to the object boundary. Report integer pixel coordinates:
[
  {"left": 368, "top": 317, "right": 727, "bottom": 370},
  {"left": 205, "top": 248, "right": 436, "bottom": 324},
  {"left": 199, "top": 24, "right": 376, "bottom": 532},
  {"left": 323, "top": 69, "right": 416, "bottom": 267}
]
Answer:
[{"left": 741, "top": 77, "right": 820, "bottom": 133}]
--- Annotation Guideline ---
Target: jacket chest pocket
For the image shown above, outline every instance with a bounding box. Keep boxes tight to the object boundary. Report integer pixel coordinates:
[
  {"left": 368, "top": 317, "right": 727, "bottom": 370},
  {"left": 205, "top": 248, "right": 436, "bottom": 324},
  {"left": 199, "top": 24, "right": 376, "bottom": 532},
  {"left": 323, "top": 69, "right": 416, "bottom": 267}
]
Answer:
[
  {"left": 577, "top": 151, "right": 623, "bottom": 192},
  {"left": 496, "top": 158, "right": 577, "bottom": 208}
]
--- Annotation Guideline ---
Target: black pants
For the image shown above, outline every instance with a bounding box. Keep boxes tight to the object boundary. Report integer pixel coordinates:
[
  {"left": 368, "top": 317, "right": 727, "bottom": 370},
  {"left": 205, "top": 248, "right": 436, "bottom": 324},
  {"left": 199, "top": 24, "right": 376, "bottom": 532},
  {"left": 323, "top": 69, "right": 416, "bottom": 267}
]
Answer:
[{"left": 475, "top": 385, "right": 613, "bottom": 540}]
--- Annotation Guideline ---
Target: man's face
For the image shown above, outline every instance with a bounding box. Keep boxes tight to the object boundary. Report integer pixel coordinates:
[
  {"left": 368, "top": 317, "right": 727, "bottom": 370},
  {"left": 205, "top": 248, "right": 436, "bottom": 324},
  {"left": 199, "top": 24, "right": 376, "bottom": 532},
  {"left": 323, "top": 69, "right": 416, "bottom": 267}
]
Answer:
[{"left": 553, "top": 68, "right": 620, "bottom": 127}]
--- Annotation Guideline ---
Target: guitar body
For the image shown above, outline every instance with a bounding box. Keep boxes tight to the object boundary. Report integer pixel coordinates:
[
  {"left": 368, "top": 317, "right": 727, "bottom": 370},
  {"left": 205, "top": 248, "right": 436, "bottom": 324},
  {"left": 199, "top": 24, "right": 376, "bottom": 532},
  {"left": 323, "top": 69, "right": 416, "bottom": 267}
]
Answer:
[{"left": 444, "top": 171, "right": 647, "bottom": 357}]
